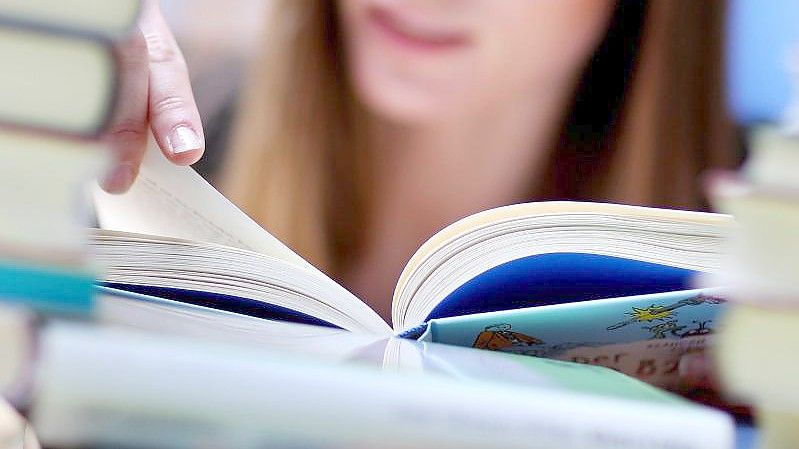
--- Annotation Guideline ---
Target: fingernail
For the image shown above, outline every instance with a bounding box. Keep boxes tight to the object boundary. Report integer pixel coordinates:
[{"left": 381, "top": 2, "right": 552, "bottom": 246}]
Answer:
[
  {"left": 102, "top": 162, "right": 136, "bottom": 193},
  {"left": 678, "top": 352, "right": 707, "bottom": 380},
  {"left": 167, "top": 125, "right": 202, "bottom": 154}
]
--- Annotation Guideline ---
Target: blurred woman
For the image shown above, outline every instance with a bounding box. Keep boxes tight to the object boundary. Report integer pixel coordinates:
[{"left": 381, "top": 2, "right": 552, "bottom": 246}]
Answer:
[
  {"left": 101, "top": 0, "right": 739, "bottom": 402},
  {"left": 221, "top": 1, "right": 738, "bottom": 319},
  {"left": 104, "top": 0, "right": 738, "bottom": 320}
]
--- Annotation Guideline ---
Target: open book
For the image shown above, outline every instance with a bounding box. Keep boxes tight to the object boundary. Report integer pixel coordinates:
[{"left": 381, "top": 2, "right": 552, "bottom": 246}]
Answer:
[{"left": 91, "top": 143, "right": 732, "bottom": 387}]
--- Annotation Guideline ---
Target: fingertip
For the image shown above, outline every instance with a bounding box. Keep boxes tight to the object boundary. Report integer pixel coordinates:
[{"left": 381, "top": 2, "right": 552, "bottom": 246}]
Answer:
[
  {"left": 164, "top": 147, "right": 204, "bottom": 166},
  {"left": 678, "top": 352, "right": 707, "bottom": 380},
  {"left": 100, "top": 162, "right": 137, "bottom": 194},
  {"left": 678, "top": 351, "right": 718, "bottom": 390},
  {"left": 162, "top": 125, "right": 204, "bottom": 165}
]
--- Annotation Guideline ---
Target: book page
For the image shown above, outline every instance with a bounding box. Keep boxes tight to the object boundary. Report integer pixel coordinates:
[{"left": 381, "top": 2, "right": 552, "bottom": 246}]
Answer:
[
  {"left": 396, "top": 201, "right": 734, "bottom": 299},
  {"left": 392, "top": 201, "right": 733, "bottom": 328},
  {"left": 97, "top": 286, "right": 386, "bottom": 361},
  {"left": 92, "top": 137, "right": 316, "bottom": 273}
]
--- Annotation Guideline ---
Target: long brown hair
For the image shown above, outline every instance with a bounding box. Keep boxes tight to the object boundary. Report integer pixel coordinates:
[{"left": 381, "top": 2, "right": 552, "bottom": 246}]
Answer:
[{"left": 222, "top": 1, "right": 738, "bottom": 275}]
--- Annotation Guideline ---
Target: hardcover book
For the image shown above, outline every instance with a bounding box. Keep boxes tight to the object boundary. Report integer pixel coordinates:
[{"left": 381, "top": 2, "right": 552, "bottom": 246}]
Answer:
[{"left": 0, "top": 0, "right": 139, "bottom": 38}]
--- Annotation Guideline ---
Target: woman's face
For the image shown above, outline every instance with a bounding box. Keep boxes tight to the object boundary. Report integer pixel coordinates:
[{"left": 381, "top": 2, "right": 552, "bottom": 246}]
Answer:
[{"left": 338, "top": 0, "right": 615, "bottom": 124}]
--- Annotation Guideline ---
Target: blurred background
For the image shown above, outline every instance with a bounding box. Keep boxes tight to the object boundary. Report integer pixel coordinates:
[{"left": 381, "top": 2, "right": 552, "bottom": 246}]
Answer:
[
  {"left": 159, "top": 0, "right": 268, "bottom": 181},
  {"left": 159, "top": 0, "right": 799, "bottom": 183}
]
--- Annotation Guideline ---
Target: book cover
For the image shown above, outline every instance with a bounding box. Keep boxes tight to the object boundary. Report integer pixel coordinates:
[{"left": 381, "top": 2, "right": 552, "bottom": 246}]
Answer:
[{"left": 416, "top": 288, "right": 726, "bottom": 389}]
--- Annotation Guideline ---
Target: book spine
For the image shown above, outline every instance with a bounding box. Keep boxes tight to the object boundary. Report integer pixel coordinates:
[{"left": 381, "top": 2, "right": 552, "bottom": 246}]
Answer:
[
  {"left": 0, "top": 22, "right": 118, "bottom": 138},
  {"left": 28, "top": 322, "right": 734, "bottom": 449},
  {"left": 0, "top": 261, "right": 94, "bottom": 317},
  {"left": 0, "top": 1, "right": 141, "bottom": 40}
]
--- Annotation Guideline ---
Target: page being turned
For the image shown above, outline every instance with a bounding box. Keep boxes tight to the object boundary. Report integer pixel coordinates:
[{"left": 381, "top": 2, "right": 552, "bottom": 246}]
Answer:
[{"left": 92, "top": 136, "right": 318, "bottom": 273}]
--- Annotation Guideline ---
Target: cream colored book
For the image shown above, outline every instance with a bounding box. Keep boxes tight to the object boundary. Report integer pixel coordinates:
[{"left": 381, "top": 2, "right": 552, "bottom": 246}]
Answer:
[
  {"left": 0, "top": 24, "right": 119, "bottom": 136},
  {"left": 0, "top": 0, "right": 140, "bottom": 38},
  {"left": 0, "top": 131, "right": 103, "bottom": 259}
]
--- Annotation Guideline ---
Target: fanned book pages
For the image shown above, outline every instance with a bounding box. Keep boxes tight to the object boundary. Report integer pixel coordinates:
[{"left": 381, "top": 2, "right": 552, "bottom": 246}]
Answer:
[{"left": 91, "top": 141, "right": 733, "bottom": 385}]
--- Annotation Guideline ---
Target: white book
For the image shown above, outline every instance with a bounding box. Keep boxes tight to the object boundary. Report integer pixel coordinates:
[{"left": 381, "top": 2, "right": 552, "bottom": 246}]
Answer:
[{"left": 0, "top": 309, "right": 734, "bottom": 449}]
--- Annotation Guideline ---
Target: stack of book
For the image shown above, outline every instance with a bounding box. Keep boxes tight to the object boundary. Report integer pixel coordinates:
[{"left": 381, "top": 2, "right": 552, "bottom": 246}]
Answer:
[
  {"left": 710, "top": 125, "right": 799, "bottom": 449},
  {"left": 0, "top": 1, "right": 139, "bottom": 446},
  {"left": 0, "top": 1, "right": 139, "bottom": 314}
]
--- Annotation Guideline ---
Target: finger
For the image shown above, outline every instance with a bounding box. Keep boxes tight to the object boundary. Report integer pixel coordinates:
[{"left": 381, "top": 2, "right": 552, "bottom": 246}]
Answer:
[
  {"left": 678, "top": 351, "right": 718, "bottom": 390},
  {"left": 677, "top": 351, "right": 754, "bottom": 417},
  {"left": 101, "top": 28, "right": 150, "bottom": 193},
  {"left": 139, "top": 0, "right": 204, "bottom": 165}
]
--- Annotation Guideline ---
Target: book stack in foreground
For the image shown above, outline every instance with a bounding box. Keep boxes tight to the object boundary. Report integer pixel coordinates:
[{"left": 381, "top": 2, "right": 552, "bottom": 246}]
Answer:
[
  {"left": 0, "top": 1, "right": 139, "bottom": 446},
  {"left": 0, "top": 1, "right": 139, "bottom": 314},
  {"left": 710, "top": 126, "right": 799, "bottom": 449}
]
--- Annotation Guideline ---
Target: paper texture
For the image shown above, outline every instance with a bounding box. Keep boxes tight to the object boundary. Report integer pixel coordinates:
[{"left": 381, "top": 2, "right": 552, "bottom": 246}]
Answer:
[{"left": 93, "top": 138, "right": 317, "bottom": 273}]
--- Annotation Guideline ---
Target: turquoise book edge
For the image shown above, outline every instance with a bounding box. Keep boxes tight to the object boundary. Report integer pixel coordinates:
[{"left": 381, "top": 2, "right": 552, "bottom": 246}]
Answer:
[
  {"left": 406, "top": 338, "right": 694, "bottom": 408},
  {"left": 0, "top": 259, "right": 94, "bottom": 315}
]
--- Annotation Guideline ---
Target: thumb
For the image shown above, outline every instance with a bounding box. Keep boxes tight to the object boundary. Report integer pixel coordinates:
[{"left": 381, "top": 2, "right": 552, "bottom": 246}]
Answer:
[
  {"left": 678, "top": 351, "right": 718, "bottom": 390},
  {"left": 139, "top": 0, "right": 204, "bottom": 165},
  {"left": 678, "top": 351, "right": 754, "bottom": 418}
]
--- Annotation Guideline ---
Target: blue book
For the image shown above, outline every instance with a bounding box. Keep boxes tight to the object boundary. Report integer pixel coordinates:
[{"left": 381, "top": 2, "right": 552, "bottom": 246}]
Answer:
[
  {"left": 411, "top": 287, "right": 725, "bottom": 390},
  {"left": 90, "top": 153, "right": 734, "bottom": 386},
  {"left": 0, "top": 259, "right": 94, "bottom": 316}
]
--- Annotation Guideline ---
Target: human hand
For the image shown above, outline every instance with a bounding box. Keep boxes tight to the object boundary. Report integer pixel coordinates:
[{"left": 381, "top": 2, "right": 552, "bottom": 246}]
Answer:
[
  {"left": 678, "top": 351, "right": 752, "bottom": 418},
  {"left": 101, "top": 0, "right": 204, "bottom": 193}
]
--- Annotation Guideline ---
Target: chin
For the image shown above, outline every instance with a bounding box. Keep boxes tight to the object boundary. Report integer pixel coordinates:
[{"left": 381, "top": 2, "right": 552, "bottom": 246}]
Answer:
[{"left": 352, "top": 70, "right": 464, "bottom": 125}]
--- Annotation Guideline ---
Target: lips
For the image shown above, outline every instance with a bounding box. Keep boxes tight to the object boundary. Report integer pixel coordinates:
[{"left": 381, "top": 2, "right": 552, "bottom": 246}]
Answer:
[{"left": 367, "top": 5, "right": 471, "bottom": 52}]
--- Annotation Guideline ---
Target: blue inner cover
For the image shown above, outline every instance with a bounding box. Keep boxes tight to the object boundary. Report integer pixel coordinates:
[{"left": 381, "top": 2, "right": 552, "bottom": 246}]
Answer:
[
  {"left": 103, "top": 283, "right": 340, "bottom": 329},
  {"left": 424, "top": 252, "right": 696, "bottom": 322}
]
